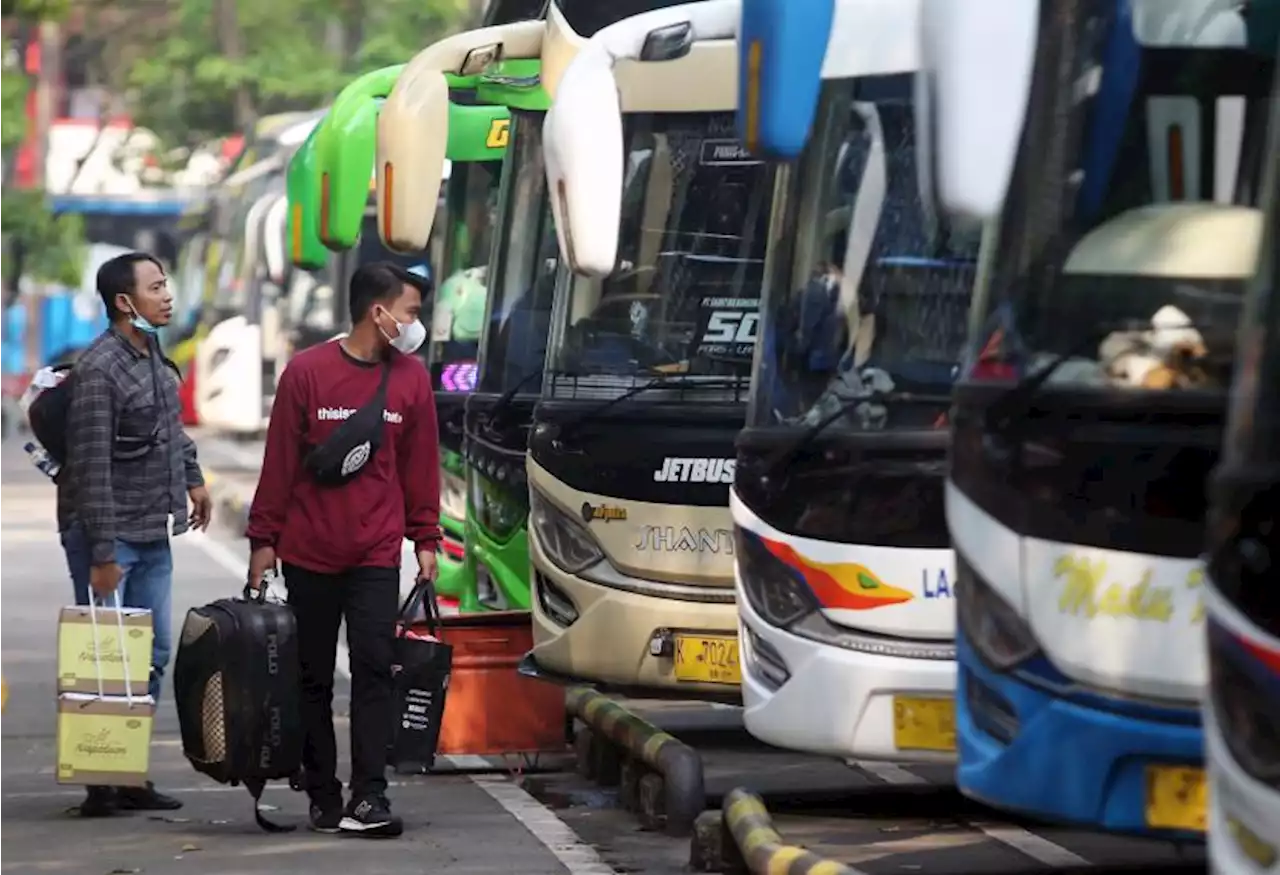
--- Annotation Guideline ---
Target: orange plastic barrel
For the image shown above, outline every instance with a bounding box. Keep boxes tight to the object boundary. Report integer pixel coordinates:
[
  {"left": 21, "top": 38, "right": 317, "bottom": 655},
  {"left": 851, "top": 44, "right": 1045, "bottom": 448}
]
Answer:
[{"left": 430, "top": 611, "right": 566, "bottom": 756}]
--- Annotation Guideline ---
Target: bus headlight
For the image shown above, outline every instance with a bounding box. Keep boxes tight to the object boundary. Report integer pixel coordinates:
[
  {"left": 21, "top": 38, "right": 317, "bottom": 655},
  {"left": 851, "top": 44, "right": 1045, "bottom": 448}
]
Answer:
[
  {"left": 735, "top": 528, "right": 818, "bottom": 628},
  {"left": 439, "top": 469, "right": 467, "bottom": 522},
  {"left": 529, "top": 490, "right": 604, "bottom": 574},
  {"left": 1209, "top": 624, "right": 1280, "bottom": 791},
  {"left": 956, "top": 554, "right": 1039, "bottom": 671}
]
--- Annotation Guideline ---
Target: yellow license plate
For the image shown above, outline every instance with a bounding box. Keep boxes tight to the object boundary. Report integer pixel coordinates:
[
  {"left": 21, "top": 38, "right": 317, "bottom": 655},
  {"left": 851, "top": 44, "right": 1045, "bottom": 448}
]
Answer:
[
  {"left": 1145, "top": 766, "right": 1207, "bottom": 832},
  {"left": 674, "top": 635, "right": 741, "bottom": 685},
  {"left": 892, "top": 696, "right": 957, "bottom": 752}
]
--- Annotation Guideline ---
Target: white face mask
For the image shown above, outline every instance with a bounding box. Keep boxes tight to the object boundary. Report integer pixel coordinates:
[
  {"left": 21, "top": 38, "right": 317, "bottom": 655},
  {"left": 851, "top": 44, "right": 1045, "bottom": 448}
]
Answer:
[{"left": 379, "top": 309, "right": 427, "bottom": 355}]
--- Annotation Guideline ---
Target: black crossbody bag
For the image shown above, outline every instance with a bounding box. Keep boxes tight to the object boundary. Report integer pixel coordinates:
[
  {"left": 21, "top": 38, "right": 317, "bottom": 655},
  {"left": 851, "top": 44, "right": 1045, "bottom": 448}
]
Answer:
[{"left": 304, "top": 360, "right": 392, "bottom": 487}]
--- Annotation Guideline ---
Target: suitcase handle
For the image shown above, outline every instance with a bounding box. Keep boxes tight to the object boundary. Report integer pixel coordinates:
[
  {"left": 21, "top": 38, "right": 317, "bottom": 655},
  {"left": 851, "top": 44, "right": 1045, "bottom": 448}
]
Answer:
[{"left": 242, "top": 570, "right": 276, "bottom": 605}]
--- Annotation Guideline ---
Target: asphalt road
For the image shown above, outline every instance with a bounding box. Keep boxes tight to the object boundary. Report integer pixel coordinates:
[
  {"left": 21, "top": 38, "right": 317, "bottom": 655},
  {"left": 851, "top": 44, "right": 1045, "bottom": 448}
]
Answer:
[
  {"left": 0, "top": 439, "right": 590, "bottom": 875},
  {"left": 1, "top": 431, "right": 1210, "bottom": 875}
]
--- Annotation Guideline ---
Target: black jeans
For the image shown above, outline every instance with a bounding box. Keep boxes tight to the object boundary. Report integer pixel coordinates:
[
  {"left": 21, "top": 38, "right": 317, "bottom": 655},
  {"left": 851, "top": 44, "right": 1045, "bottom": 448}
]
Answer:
[{"left": 284, "top": 563, "right": 399, "bottom": 803}]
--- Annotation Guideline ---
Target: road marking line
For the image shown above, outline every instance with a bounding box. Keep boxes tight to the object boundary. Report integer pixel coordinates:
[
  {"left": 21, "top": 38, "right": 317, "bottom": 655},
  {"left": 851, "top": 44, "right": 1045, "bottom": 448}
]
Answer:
[
  {"left": 184, "top": 530, "right": 250, "bottom": 579},
  {"left": 974, "top": 824, "right": 1089, "bottom": 868},
  {"left": 844, "top": 761, "right": 1088, "bottom": 868},
  {"left": 470, "top": 775, "right": 618, "bottom": 875},
  {"left": 4, "top": 781, "right": 404, "bottom": 799},
  {"left": 850, "top": 760, "right": 928, "bottom": 785}
]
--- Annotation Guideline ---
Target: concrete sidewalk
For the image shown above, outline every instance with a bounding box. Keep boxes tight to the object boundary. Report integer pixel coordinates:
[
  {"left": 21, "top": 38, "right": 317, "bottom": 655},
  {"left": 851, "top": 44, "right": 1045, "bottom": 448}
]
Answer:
[{"left": 0, "top": 442, "right": 594, "bottom": 875}]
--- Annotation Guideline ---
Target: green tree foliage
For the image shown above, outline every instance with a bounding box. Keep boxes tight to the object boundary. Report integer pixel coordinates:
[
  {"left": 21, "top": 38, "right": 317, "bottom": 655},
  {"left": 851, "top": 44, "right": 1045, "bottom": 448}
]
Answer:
[
  {"left": 0, "top": 0, "right": 71, "bottom": 18},
  {"left": 123, "top": 0, "right": 477, "bottom": 152},
  {"left": 2, "top": 4, "right": 84, "bottom": 295},
  {"left": 2, "top": 189, "right": 85, "bottom": 287}
]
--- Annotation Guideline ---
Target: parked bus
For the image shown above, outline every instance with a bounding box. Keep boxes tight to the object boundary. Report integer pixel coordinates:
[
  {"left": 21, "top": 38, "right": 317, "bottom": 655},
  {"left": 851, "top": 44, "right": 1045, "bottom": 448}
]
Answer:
[
  {"left": 194, "top": 112, "right": 321, "bottom": 435},
  {"left": 728, "top": 0, "right": 974, "bottom": 755},
  {"left": 923, "top": 0, "right": 1273, "bottom": 838},
  {"left": 518, "top": 0, "right": 762, "bottom": 696},
  {"left": 1204, "top": 37, "right": 1280, "bottom": 875},
  {"left": 376, "top": 0, "right": 715, "bottom": 612}
]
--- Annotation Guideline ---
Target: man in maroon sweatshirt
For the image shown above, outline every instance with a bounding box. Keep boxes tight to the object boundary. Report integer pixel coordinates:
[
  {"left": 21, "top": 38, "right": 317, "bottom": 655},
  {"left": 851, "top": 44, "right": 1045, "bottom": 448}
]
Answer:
[{"left": 246, "top": 262, "right": 440, "bottom": 838}]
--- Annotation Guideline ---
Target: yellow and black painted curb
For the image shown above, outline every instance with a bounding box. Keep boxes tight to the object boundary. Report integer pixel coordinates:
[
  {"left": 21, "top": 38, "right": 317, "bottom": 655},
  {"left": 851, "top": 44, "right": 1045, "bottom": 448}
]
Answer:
[
  {"left": 723, "top": 787, "right": 868, "bottom": 875},
  {"left": 566, "top": 686, "right": 706, "bottom": 836}
]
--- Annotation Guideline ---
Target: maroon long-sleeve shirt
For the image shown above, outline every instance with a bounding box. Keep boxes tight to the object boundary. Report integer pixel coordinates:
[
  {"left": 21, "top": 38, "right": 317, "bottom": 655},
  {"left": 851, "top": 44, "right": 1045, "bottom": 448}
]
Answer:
[{"left": 246, "top": 341, "right": 442, "bottom": 574}]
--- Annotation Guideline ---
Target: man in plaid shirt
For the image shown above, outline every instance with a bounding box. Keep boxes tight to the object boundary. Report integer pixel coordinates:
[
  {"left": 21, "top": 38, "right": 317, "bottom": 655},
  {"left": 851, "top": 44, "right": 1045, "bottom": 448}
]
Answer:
[{"left": 59, "top": 252, "right": 213, "bottom": 817}]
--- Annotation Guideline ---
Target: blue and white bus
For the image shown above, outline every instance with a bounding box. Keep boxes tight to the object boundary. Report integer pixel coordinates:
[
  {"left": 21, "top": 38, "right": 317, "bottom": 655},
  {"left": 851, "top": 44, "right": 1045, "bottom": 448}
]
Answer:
[{"left": 924, "top": 0, "right": 1274, "bottom": 838}]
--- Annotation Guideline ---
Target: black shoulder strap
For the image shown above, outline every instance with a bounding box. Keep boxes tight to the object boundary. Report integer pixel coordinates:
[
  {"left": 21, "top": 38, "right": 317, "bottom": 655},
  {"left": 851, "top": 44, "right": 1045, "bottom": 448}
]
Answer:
[
  {"left": 373, "top": 358, "right": 393, "bottom": 403},
  {"left": 354, "top": 358, "right": 394, "bottom": 420},
  {"left": 245, "top": 777, "right": 295, "bottom": 833}
]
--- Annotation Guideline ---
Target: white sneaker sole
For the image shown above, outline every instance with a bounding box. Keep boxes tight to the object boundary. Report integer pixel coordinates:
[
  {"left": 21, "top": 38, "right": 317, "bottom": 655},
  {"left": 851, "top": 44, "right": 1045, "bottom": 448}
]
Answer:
[{"left": 338, "top": 816, "right": 402, "bottom": 836}]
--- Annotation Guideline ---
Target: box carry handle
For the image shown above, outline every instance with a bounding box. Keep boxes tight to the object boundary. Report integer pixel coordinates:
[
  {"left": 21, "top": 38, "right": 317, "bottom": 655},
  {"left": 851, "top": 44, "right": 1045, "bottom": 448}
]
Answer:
[{"left": 87, "top": 591, "right": 138, "bottom": 708}]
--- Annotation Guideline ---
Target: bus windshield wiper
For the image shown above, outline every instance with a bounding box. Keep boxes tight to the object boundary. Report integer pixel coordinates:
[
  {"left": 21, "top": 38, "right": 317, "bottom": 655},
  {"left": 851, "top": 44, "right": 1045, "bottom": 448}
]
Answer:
[
  {"left": 558, "top": 371, "right": 745, "bottom": 436},
  {"left": 489, "top": 366, "right": 544, "bottom": 425},
  {"left": 983, "top": 317, "right": 1170, "bottom": 433},
  {"left": 762, "top": 389, "right": 952, "bottom": 479}
]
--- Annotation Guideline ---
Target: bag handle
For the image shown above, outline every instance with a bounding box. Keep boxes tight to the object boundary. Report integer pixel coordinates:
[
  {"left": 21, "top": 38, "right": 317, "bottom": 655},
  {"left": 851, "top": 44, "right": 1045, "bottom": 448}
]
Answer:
[
  {"left": 87, "top": 590, "right": 136, "bottom": 707},
  {"left": 397, "top": 574, "right": 443, "bottom": 638}
]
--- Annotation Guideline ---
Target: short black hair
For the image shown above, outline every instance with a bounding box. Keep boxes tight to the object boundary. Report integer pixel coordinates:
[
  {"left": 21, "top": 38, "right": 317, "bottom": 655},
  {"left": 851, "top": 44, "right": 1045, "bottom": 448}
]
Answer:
[
  {"left": 97, "top": 251, "right": 164, "bottom": 319},
  {"left": 349, "top": 261, "right": 433, "bottom": 324}
]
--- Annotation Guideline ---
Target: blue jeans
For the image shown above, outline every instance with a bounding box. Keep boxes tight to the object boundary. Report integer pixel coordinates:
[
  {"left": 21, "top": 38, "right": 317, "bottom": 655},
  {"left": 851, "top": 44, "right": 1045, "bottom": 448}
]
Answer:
[{"left": 61, "top": 524, "right": 173, "bottom": 701}]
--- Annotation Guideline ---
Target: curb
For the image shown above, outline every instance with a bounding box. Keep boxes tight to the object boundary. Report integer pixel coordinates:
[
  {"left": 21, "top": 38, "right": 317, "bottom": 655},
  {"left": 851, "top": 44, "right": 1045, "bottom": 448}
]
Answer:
[
  {"left": 566, "top": 686, "right": 706, "bottom": 837},
  {"left": 694, "top": 787, "right": 869, "bottom": 875}
]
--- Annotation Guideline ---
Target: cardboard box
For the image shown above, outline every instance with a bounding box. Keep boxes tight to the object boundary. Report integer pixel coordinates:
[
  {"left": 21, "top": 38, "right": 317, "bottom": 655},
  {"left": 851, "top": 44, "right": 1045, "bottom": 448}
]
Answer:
[
  {"left": 56, "top": 693, "right": 155, "bottom": 787},
  {"left": 57, "top": 606, "right": 152, "bottom": 696}
]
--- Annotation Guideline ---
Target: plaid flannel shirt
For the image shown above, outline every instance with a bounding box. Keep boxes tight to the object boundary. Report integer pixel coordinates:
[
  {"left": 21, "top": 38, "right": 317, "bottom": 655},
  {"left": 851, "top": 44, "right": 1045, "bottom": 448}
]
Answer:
[{"left": 58, "top": 328, "right": 204, "bottom": 564}]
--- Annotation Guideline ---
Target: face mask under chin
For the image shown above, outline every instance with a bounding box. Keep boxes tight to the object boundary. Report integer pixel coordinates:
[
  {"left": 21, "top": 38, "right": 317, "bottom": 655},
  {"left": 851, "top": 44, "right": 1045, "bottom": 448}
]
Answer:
[{"left": 122, "top": 299, "right": 159, "bottom": 335}]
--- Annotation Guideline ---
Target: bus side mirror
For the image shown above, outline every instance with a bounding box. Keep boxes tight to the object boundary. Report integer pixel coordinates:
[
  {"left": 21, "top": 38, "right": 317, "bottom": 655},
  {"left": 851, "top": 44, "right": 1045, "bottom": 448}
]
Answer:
[
  {"left": 286, "top": 124, "right": 329, "bottom": 271},
  {"left": 737, "top": 0, "right": 835, "bottom": 159},
  {"left": 316, "top": 64, "right": 405, "bottom": 251},
  {"left": 377, "top": 20, "right": 543, "bottom": 253},
  {"left": 545, "top": 0, "right": 742, "bottom": 276},
  {"left": 544, "top": 46, "right": 624, "bottom": 277},
  {"left": 377, "top": 68, "right": 450, "bottom": 253},
  {"left": 919, "top": 0, "right": 1039, "bottom": 221}
]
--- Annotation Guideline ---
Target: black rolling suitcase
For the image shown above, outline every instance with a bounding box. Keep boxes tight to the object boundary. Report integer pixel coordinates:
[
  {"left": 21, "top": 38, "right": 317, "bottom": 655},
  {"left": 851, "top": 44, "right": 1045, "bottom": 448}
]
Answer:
[{"left": 173, "top": 581, "right": 303, "bottom": 832}]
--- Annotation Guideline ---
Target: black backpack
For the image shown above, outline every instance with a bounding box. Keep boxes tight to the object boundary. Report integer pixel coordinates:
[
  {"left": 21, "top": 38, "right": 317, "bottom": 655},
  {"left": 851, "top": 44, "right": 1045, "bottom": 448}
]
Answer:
[
  {"left": 28, "top": 343, "right": 180, "bottom": 468},
  {"left": 27, "top": 364, "right": 75, "bottom": 466}
]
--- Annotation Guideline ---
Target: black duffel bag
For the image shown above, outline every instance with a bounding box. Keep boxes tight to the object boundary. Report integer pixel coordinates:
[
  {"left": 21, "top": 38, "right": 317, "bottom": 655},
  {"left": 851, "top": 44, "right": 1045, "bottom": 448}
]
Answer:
[{"left": 173, "top": 580, "right": 303, "bottom": 832}]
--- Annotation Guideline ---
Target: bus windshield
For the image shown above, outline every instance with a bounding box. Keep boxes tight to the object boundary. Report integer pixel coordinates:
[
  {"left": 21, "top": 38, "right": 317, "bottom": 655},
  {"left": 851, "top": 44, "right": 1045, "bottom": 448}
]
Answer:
[
  {"left": 477, "top": 110, "right": 559, "bottom": 396},
  {"left": 748, "top": 75, "right": 979, "bottom": 432},
  {"left": 427, "top": 159, "right": 503, "bottom": 395},
  {"left": 546, "top": 112, "right": 773, "bottom": 404},
  {"left": 966, "top": 8, "right": 1275, "bottom": 397}
]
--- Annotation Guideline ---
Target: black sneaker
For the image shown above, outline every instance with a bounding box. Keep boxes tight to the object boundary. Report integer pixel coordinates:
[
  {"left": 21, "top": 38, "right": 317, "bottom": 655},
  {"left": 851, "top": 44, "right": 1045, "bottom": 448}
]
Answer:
[
  {"left": 115, "top": 781, "right": 183, "bottom": 811},
  {"left": 77, "top": 786, "right": 118, "bottom": 818},
  {"left": 309, "top": 799, "right": 343, "bottom": 834},
  {"left": 339, "top": 796, "right": 403, "bottom": 837}
]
